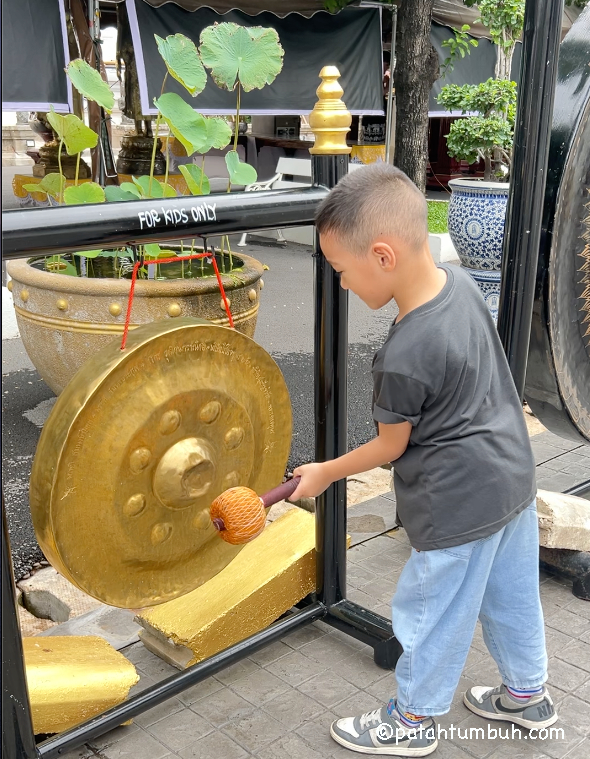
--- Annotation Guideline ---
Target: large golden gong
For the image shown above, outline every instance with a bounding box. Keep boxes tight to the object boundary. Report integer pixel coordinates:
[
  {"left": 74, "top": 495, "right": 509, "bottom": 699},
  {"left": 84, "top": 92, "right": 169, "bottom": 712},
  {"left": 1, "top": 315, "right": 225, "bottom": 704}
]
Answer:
[{"left": 30, "top": 318, "right": 292, "bottom": 609}]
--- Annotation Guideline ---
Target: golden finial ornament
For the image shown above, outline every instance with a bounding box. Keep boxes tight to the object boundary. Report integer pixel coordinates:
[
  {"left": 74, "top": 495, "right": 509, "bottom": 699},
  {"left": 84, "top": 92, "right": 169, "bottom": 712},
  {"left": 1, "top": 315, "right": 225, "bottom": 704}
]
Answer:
[{"left": 309, "top": 66, "right": 352, "bottom": 155}]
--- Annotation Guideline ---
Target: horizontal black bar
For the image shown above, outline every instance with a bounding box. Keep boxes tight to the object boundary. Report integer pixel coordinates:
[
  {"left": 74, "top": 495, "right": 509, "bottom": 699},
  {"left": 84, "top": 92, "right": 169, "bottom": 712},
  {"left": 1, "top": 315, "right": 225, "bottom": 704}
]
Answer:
[
  {"left": 564, "top": 479, "right": 590, "bottom": 498},
  {"left": 326, "top": 599, "right": 397, "bottom": 648},
  {"left": 1, "top": 187, "right": 328, "bottom": 260},
  {"left": 38, "top": 602, "right": 324, "bottom": 758}
]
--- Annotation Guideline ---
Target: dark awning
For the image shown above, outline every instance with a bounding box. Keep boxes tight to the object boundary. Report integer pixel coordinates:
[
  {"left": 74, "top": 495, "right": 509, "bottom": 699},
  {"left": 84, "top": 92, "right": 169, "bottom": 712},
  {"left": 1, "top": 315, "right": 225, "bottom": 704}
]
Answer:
[
  {"left": 127, "top": 0, "right": 384, "bottom": 115},
  {"left": 1, "top": 0, "right": 72, "bottom": 112}
]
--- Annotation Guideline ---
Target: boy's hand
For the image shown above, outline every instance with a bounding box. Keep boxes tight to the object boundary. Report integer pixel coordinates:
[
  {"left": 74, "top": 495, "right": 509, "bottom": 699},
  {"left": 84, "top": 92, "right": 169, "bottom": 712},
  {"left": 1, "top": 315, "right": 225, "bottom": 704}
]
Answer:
[{"left": 289, "top": 463, "right": 333, "bottom": 501}]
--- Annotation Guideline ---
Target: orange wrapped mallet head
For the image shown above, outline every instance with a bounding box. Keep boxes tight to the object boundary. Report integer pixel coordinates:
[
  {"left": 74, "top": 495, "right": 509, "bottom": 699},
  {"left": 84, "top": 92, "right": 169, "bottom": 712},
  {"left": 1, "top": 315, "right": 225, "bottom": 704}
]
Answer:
[{"left": 210, "top": 477, "right": 301, "bottom": 545}]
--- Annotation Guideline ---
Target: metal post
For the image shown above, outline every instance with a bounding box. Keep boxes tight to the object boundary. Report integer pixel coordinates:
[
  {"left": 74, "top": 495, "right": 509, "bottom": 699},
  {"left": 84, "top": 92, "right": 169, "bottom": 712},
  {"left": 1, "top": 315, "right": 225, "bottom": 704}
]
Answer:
[
  {"left": 2, "top": 496, "right": 39, "bottom": 759},
  {"left": 496, "top": 0, "right": 563, "bottom": 399},
  {"left": 385, "top": 6, "right": 397, "bottom": 164},
  {"left": 312, "top": 154, "right": 350, "bottom": 608}
]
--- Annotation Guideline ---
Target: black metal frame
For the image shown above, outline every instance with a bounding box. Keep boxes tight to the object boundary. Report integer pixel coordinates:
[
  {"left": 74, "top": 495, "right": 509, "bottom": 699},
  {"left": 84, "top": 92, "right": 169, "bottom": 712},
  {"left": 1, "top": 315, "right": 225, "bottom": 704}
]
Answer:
[{"left": 2, "top": 166, "right": 400, "bottom": 758}]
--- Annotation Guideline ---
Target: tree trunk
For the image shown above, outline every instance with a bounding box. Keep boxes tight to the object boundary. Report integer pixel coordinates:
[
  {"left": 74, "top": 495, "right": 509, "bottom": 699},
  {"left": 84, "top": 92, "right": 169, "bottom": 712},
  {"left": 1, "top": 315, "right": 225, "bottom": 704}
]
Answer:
[{"left": 393, "top": 0, "right": 439, "bottom": 193}]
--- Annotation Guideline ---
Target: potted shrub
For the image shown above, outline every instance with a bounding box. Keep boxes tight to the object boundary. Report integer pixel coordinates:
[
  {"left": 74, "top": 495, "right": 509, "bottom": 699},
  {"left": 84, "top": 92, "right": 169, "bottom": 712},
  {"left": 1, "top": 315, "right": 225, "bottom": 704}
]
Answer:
[
  {"left": 436, "top": 0, "right": 523, "bottom": 321},
  {"left": 7, "top": 24, "right": 284, "bottom": 394}
]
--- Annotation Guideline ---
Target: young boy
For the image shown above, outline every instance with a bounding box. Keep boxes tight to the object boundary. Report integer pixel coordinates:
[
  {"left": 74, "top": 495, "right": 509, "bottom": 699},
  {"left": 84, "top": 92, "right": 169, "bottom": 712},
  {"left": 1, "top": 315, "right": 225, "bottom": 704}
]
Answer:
[{"left": 289, "top": 164, "right": 557, "bottom": 756}]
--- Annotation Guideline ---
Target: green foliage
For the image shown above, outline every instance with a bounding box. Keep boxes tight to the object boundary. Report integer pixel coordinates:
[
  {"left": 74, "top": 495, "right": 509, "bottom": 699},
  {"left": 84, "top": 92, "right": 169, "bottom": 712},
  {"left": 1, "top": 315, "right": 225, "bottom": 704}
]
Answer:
[
  {"left": 47, "top": 107, "right": 98, "bottom": 155},
  {"left": 22, "top": 173, "right": 64, "bottom": 201},
  {"left": 445, "top": 116, "right": 513, "bottom": 163},
  {"left": 154, "top": 92, "right": 208, "bottom": 156},
  {"left": 63, "top": 182, "right": 106, "bottom": 204},
  {"left": 225, "top": 150, "right": 257, "bottom": 185},
  {"left": 199, "top": 23, "right": 284, "bottom": 92},
  {"left": 437, "top": 79, "right": 516, "bottom": 120},
  {"left": 179, "top": 164, "right": 211, "bottom": 195},
  {"left": 203, "top": 117, "right": 233, "bottom": 152},
  {"left": 441, "top": 25, "right": 478, "bottom": 76},
  {"left": 104, "top": 185, "right": 140, "bottom": 202},
  {"left": 427, "top": 201, "right": 449, "bottom": 234},
  {"left": 155, "top": 34, "right": 207, "bottom": 96},
  {"left": 477, "top": 0, "right": 524, "bottom": 55},
  {"left": 66, "top": 59, "right": 114, "bottom": 112}
]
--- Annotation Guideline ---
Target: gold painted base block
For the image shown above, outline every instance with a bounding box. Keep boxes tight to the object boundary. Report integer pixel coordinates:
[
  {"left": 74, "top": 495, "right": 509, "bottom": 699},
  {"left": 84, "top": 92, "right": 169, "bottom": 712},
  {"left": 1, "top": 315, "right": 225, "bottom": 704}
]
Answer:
[
  {"left": 23, "top": 636, "right": 139, "bottom": 735},
  {"left": 136, "top": 508, "right": 317, "bottom": 668}
]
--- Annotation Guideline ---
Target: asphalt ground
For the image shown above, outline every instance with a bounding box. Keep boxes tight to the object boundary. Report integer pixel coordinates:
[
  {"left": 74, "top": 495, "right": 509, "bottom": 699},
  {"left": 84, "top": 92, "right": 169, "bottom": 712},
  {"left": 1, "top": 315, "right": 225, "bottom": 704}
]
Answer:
[{"left": 2, "top": 225, "right": 398, "bottom": 579}]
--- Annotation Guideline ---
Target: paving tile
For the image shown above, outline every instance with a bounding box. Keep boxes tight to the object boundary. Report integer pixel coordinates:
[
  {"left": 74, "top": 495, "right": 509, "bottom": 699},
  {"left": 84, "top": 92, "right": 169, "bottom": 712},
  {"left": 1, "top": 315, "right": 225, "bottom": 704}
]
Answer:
[
  {"left": 557, "top": 639, "right": 590, "bottom": 674},
  {"left": 190, "top": 686, "right": 255, "bottom": 728},
  {"left": 87, "top": 723, "right": 140, "bottom": 751},
  {"left": 262, "top": 687, "right": 323, "bottom": 728},
  {"left": 247, "top": 639, "right": 292, "bottom": 667},
  {"left": 330, "top": 689, "right": 383, "bottom": 718},
  {"left": 545, "top": 629, "right": 576, "bottom": 658},
  {"left": 220, "top": 708, "right": 285, "bottom": 753},
  {"left": 136, "top": 653, "right": 179, "bottom": 681},
  {"left": 562, "top": 738, "right": 590, "bottom": 758},
  {"left": 295, "top": 709, "right": 340, "bottom": 756},
  {"left": 280, "top": 622, "right": 328, "bottom": 650},
  {"left": 531, "top": 722, "right": 585, "bottom": 759},
  {"left": 537, "top": 473, "right": 583, "bottom": 492},
  {"left": 547, "top": 658, "right": 590, "bottom": 694},
  {"left": 265, "top": 648, "right": 328, "bottom": 687},
  {"left": 229, "top": 668, "right": 290, "bottom": 706},
  {"left": 356, "top": 550, "right": 406, "bottom": 576},
  {"left": 337, "top": 650, "right": 395, "bottom": 689},
  {"left": 213, "top": 657, "right": 260, "bottom": 686},
  {"left": 363, "top": 673, "right": 397, "bottom": 703},
  {"left": 98, "top": 727, "right": 171, "bottom": 759},
  {"left": 346, "top": 562, "right": 379, "bottom": 589},
  {"left": 547, "top": 451, "right": 589, "bottom": 468},
  {"left": 564, "top": 599, "right": 590, "bottom": 622},
  {"left": 327, "top": 626, "right": 373, "bottom": 652},
  {"left": 297, "top": 670, "right": 359, "bottom": 709},
  {"left": 540, "top": 580, "right": 577, "bottom": 609},
  {"left": 484, "top": 742, "right": 548, "bottom": 759},
  {"left": 531, "top": 442, "right": 566, "bottom": 466},
  {"left": 177, "top": 730, "right": 249, "bottom": 759},
  {"left": 430, "top": 738, "right": 476, "bottom": 759},
  {"left": 176, "top": 675, "right": 225, "bottom": 707},
  {"left": 256, "top": 732, "right": 325, "bottom": 759},
  {"left": 360, "top": 576, "right": 397, "bottom": 605},
  {"left": 145, "top": 708, "right": 214, "bottom": 752},
  {"left": 546, "top": 609, "right": 590, "bottom": 639},
  {"left": 345, "top": 586, "right": 380, "bottom": 611},
  {"left": 575, "top": 677, "right": 590, "bottom": 703},
  {"left": 557, "top": 694, "right": 590, "bottom": 736},
  {"left": 299, "top": 632, "right": 360, "bottom": 666},
  {"left": 347, "top": 533, "right": 396, "bottom": 557},
  {"left": 57, "top": 747, "right": 93, "bottom": 759},
  {"left": 465, "top": 654, "right": 503, "bottom": 685},
  {"left": 133, "top": 694, "right": 186, "bottom": 728},
  {"left": 447, "top": 712, "right": 522, "bottom": 758}
]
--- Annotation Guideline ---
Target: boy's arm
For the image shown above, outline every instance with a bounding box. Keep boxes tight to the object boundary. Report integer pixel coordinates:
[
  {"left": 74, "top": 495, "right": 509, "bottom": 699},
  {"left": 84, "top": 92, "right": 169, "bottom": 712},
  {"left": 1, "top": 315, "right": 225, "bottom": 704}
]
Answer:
[{"left": 289, "top": 421, "right": 411, "bottom": 500}]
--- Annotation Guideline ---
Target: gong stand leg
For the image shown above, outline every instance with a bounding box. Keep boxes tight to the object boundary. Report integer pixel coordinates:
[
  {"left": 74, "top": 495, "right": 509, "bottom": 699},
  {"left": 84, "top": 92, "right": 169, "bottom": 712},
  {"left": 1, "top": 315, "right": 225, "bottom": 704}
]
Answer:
[
  {"left": 312, "top": 153, "right": 401, "bottom": 669},
  {"left": 496, "top": 0, "right": 562, "bottom": 399},
  {"left": 2, "top": 494, "right": 39, "bottom": 759}
]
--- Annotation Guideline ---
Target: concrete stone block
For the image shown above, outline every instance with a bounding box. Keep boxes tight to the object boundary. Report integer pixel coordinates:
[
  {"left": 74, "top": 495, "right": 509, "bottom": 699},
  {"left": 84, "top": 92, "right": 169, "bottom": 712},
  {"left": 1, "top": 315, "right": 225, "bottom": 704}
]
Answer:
[
  {"left": 18, "top": 567, "right": 103, "bottom": 623},
  {"left": 537, "top": 489, "right": 590, "bottom": 551},
  {"left": 19, "top": 605, "right": 57, "bottom": 636}
]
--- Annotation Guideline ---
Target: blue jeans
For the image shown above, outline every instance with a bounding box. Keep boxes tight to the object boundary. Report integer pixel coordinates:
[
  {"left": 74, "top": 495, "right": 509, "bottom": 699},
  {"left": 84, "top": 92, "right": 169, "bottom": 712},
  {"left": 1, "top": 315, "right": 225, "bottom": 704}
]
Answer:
[{"left": 391, "top": 501, "right": 547, "bottom": 716}]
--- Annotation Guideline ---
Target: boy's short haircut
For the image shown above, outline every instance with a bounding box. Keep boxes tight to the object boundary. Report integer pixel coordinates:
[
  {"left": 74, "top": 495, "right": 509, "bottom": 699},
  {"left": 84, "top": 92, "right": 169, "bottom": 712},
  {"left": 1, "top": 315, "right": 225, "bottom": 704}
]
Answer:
[{"left": 315, "top": 164, "right": 428, "bottom": 255}]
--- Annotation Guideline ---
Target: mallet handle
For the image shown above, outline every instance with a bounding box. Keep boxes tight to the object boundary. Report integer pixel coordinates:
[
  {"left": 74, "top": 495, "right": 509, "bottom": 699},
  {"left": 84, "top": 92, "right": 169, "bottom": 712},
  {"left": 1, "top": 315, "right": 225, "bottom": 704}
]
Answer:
[{"left": 261, "top": 477, "right": 301, "bottom": 508}]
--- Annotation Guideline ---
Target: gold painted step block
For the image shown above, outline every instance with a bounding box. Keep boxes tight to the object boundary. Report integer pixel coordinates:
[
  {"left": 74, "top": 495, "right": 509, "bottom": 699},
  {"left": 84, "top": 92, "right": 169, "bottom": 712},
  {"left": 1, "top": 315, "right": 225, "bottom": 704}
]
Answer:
[
  {"left": 137, "top": 508, "right": 319, "bottom": 669},
  {"left": 23, "top": 636, "right": 139, "bottom": 735}
]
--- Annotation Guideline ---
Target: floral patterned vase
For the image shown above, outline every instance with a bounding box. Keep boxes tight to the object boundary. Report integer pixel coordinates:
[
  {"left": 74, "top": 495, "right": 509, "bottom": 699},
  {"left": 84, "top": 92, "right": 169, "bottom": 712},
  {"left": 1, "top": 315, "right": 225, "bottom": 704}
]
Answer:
[{"left": 447, "top": 179, "right": 510, "bottom": 322}]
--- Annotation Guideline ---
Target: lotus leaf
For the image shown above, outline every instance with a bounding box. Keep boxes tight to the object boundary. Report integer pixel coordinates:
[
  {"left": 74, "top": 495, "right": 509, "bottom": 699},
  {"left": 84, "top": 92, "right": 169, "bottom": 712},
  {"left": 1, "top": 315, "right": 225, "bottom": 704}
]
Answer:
[
  {"left": 154, "top": 93, "right": 208, "bottom": 156},
  {"left": 154, "top": 34, "right": 207, "bottom": 96},
  {"left": 66, "top": 59, "right": 114, "bottom": 112},
  {"left": 179, "top": 164, "right": 211, "bottom": 195},
  {"left": 63, "top": 182, "right": 106, "bottom": 205},
  {"left": 47, "top": 107, "right": 98, "bottom": 155}
]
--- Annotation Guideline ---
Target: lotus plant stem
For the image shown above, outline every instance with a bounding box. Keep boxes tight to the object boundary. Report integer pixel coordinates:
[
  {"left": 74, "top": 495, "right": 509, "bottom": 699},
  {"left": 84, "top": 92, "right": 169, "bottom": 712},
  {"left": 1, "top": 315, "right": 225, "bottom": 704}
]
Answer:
[
  {"left": 164, "top": 133, "right": 170, "bottom": 186},
  {"left": 233, "top": 84, "right": 241, "bottom": 152},
  {"left": 200, "top": 156, "right": 205, "bottom": 193},
  {"left": 148, "top": 72, "right": 168, "bottom": 196},
  {"left": 57, "top": 139, "right": 64, "bottom": 203},
  {"left": 75, "top": 153, "right": 81, "bottom": 186}
]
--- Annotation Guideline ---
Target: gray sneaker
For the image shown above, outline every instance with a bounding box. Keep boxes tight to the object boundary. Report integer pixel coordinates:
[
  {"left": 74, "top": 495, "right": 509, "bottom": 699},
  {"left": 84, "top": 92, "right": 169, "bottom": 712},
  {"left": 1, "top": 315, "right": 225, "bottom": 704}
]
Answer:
[
  {"left": 464, "top": 684, "right": 558, "bottom": 730},
  {"left": 330, "top": 705, "right": 438, "bottom": 756}
]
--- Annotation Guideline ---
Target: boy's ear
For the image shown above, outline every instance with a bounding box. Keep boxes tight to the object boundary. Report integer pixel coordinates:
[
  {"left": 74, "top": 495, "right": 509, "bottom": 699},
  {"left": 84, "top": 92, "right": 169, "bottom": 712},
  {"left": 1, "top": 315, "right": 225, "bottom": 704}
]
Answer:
[{"left": 371, "top": 242, "right": 396, "bottom": 271}]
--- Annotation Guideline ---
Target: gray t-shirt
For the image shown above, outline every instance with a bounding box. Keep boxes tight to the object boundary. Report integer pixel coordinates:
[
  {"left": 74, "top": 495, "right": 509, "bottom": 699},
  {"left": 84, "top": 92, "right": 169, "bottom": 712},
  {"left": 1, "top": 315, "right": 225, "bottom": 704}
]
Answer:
[{"left": 372, "top": 264, "right": 536, "bottom": 551}]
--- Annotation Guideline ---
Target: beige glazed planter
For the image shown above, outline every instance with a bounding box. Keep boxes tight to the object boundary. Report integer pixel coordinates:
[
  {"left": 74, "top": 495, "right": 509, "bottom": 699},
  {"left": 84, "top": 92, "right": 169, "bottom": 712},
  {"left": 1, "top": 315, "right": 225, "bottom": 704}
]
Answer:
[{"left": 6, "top": 253, "right": 264, "bottom": 395}]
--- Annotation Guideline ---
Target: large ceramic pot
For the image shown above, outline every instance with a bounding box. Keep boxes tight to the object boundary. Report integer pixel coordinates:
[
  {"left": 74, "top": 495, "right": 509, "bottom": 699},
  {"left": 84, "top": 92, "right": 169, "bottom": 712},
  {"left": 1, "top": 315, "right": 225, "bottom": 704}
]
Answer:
[
  {"left": 447, "top": 179, "right": 509, "bottom": 321},
  {"left": 6, "top": 252, "right": 264, "bottom": 395}
]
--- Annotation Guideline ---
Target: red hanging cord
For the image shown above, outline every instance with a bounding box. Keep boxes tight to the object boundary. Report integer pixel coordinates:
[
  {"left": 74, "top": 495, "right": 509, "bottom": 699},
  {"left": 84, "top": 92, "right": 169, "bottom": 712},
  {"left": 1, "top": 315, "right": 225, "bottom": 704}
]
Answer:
[{"left": 120, "top": 253, "right": 235, "bottom": 351}]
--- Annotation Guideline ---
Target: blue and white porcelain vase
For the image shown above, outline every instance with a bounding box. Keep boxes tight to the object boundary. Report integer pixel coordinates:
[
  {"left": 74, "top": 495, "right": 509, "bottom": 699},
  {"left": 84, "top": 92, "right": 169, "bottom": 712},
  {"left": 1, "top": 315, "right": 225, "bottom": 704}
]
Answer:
[{"left": 447, "top": 179, "right": 509, "bottom": 322}]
